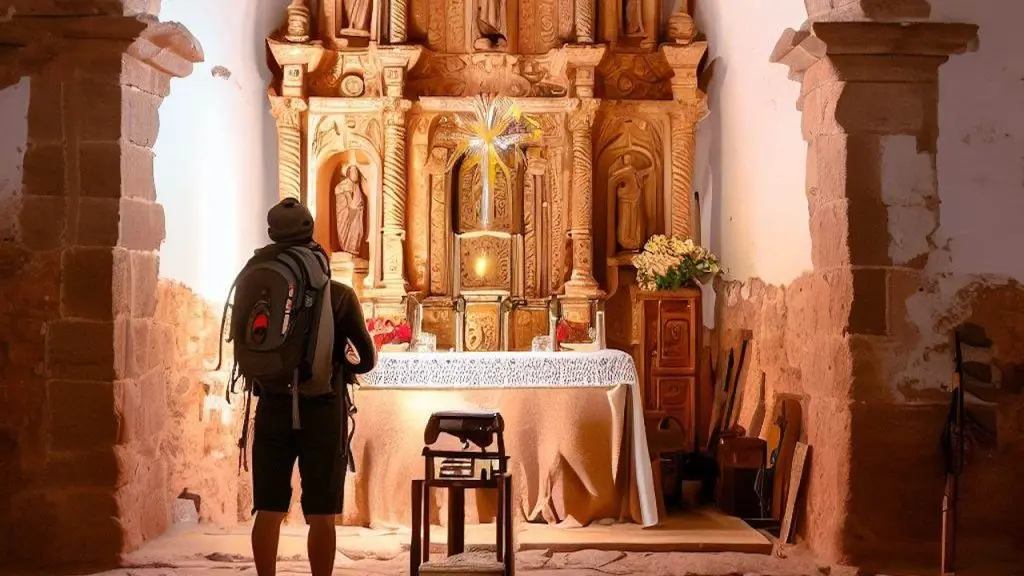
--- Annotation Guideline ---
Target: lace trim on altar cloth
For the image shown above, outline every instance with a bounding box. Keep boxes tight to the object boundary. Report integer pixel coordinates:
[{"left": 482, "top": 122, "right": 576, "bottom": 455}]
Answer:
[{"left": 358, "top": 349, "right": 639, "bottom": 389}]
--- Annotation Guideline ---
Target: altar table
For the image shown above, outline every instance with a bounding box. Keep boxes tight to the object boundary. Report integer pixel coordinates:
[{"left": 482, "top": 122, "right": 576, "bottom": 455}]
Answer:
[{"left": 338, "top": 350, "right": 659, "bottom": 529}]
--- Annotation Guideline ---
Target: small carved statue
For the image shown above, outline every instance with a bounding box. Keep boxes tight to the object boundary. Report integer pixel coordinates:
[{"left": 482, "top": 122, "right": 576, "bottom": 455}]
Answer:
[
  {"left": 612, "top": 154, "right": 647, "bottom": 252},
  {"left": 334, "top": 164, "right": 366, "bottom": 255},
  {"left": 623, "top": 0, "right": 645, "bottom": 38},
  {"left": 474, "top": 0, "right": 507, "bottom": 51},
  {"left": 339, "top": 0, "right": 372, "bottom": 37}
]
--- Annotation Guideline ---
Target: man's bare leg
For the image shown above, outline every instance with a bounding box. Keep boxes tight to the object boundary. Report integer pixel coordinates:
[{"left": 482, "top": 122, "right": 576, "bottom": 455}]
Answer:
[
  {"left": 306, "top": 514, "right": 337, "bottom": 576},
  {"left": 252, "top": 511, "right": 287, "bottom": 576}
]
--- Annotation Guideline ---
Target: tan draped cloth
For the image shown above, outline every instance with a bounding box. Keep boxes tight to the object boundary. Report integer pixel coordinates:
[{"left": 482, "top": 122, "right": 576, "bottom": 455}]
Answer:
[{"left": 338, "top": 385, "right": 643, "bottom": 528}]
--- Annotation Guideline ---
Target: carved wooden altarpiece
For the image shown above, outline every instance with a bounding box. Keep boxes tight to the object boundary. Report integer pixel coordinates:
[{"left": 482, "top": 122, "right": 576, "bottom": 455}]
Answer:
[{"left": 267, "top": 0, "right": 707, "bottom": 352}]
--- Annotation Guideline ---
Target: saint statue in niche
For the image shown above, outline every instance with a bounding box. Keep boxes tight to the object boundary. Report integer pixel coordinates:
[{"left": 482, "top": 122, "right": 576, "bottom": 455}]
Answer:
[
  {"left": 338, "top": 0, "right": 372, "bottom": 38},
  {"left": 612, "top": 153, "right": 647, "bottom": 252},
  {"left": 473, "top": 0, "right": 507, "bottom": 51},
  {"left": 623, "top": 0, "right": 645, "bottom": 38},
  {"left": 334, "top": 164, "right": 366, "bottom": 255}
]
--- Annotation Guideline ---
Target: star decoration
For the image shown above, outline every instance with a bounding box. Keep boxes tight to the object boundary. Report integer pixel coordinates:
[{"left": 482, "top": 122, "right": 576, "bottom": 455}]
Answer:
[{"left": 442, "top": 95, "right": 542, "bottom": 228}]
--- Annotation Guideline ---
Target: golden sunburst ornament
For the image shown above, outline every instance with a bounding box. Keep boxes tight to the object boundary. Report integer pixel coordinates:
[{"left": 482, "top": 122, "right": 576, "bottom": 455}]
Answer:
[{"left": 443, "top": 95, "right": 542, "bottom": 228}]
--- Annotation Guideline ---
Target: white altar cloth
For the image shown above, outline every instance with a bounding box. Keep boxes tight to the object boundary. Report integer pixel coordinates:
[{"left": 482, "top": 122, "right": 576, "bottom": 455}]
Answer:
[{"left": 359, "top": 350, "right": 659, "bottom": 527}]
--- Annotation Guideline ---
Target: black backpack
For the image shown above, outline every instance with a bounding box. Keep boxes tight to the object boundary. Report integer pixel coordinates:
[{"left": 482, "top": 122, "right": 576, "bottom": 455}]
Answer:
[{"left": 216, "top": 240, "right": 334, "bottom": 452}]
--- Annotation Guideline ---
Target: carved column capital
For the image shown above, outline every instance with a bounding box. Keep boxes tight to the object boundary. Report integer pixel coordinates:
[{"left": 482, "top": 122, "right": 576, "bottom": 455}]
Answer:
[
  {"left": 372, "top": 45, "right": 421, "bottom": 97},
  {"left": 269, "top": 95, "right": 309, "bottom": 124},
  {"left": 383, "top": 97, "right": 412, "bottom": 124},
  {"left": 569, "top": 98, "right": 600, "bottom": 132},
  {"left": 565, "top": 44, "right": 606, "bottom": 98},
  {"left": 660, "top": 41, "right": 707, "bottom": 104}
]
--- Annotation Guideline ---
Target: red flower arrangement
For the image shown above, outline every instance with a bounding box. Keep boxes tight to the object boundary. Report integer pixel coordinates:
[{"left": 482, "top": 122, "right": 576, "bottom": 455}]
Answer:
[
  {"left": 556, "top": 318, "right": 590, "bottom": 345},
  {"left": 366, "top": 318, "right": 413, "bottom": 349}
]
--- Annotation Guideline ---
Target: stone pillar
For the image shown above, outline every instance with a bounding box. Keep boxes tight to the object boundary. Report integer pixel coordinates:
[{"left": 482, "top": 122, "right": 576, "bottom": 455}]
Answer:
[
  {"left": 0, "top": 14, "right": 202, "bottom": 571},
  {"left": 562, "top": 45, "right": 605, "bottom": 298},
  {"left": 661, "top": 42, "right": 708, "bottom": 240},
  {"left": 269, "top": 96, "right": 307, "bottom": 201},
  {"left": 380, "top": 97, "right": 412, "bottom": 295},
  {"left": 575, "top": 0, "right": 595, "bottom": 44},
  {"left": 390, "top": 0, "right": 408, "bottom": 43},
  {"left": 772, "top": 21, "right": 978, "bottom": 567},
  {"left": 566, "top": 97, "right": 601, "bottom": 296}
]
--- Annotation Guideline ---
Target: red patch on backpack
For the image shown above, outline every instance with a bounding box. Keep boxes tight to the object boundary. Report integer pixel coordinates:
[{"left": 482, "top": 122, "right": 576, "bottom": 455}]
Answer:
[{"left": 251, "top": 311, "right": 270, "bottom": 344}]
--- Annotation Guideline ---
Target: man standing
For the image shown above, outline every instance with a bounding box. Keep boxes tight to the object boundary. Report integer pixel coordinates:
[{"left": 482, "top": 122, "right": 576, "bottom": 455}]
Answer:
[{"left": 248, "top": 198, "right": 376, "bottom": 576}]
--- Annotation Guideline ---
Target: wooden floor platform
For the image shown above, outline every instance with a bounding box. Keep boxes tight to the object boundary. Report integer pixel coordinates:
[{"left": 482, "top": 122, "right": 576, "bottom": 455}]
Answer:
[{"left": 436, "top": 508, "right": 773, "bottom": 555}]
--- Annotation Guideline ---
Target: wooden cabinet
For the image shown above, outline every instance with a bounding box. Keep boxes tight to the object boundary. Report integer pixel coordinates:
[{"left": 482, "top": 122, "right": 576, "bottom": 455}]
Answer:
[{"left": 638, "top": 289, "right": 702, "bottom": 453}]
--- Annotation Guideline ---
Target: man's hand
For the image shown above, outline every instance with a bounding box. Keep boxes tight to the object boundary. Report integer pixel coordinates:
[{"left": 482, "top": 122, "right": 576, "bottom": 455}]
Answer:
[{"left": 344, "top": 340, "right": 361, "bottom": 365}]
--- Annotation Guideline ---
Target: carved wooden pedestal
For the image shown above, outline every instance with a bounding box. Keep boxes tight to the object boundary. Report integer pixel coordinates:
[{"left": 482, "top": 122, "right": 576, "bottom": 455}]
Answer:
[{"left": 638, "top": 289, "right": 702, "bottom": 454}]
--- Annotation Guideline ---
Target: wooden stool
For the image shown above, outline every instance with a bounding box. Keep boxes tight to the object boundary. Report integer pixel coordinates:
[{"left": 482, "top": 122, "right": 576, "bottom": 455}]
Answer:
[
  {"left": 411, "top": 474, "right": 513, "bottom": 576},
  {"left": 410, "top": 411, "right": 515, "bottom": 576}
]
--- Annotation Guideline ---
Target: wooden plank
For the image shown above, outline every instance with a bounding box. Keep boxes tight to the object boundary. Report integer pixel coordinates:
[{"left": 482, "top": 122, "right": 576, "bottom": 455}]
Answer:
[{"left": 779, "top": 442, "right": 809, "bottom": 545}]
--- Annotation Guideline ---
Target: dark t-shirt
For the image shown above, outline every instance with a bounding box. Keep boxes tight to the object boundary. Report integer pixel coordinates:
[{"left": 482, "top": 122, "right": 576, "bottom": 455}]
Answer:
[{"left": 329, "top": 280, "right": 376, "bottom": 382}]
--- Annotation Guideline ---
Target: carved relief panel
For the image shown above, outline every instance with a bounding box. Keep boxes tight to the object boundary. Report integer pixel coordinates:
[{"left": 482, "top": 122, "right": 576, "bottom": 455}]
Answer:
[
  {"left": 465, "top": 302, "right": 501, "bottom": 351},
  {"left": 456, "top": 161, "right": 519, "bottom": 233},
  {"left": 518, "top": 0, "right": 566, "bottom": 54},
  {"left": 410, "top": 0, "right": 468, "bottom": 53},
  {"left": 511, "top": 306, "right": 549, "bottom": 350},
  {"left": 459, "top": 234, "right": 512, "bottom": 292}
]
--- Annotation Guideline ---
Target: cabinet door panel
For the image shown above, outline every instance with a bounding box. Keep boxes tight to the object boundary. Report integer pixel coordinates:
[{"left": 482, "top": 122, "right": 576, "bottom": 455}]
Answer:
[
  {"left": 656, "top": 299, "right": 695, "bottom": 370},
  {"left": 655, "top": 376, "right": 694, "bottom": 411}
]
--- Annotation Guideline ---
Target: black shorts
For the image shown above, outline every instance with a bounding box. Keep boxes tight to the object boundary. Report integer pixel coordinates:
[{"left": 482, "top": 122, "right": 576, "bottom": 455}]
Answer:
[{"left": 251, "top": 391, "right": 345, "bottom": 517}]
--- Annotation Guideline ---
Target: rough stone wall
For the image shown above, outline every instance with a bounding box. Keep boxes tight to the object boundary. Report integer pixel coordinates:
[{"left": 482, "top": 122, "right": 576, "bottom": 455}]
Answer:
[
  {"left": 713, "top": 11, "right": 1022, "bottom": 572},
  {"left": 711, "top": 275, "right": 852, "bottom": 562},
  {"left": 155, "top": 279, "right": 249, "bottom": 526},
  {"left": 0, "top": 3, "right": 201, "bottom": 570}
]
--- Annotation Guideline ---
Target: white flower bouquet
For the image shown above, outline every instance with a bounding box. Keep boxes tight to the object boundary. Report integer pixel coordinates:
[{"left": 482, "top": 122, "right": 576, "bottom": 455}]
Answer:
[{"left": 632, "top": 235, "right": 722, "bottom": 291}]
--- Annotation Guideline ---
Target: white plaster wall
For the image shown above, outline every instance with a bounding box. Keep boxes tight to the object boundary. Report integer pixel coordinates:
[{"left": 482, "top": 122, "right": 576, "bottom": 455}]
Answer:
[
  {"left": 155, "top": 0, "right": 291, "bottom": 301},
  {"left": 931, "top": 0, "right": 1024, "bottom": 281},
  {"left": 693, "top": 0, "right": 812, "bottom": 287},
  {"left": 0, "top": 78, "right": 30, "bottom": 242}
]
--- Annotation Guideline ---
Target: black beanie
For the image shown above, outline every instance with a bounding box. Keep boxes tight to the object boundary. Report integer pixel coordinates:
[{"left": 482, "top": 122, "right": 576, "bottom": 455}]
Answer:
[{"left": 267, "top": 197, "right": 314, "bottom": 243}]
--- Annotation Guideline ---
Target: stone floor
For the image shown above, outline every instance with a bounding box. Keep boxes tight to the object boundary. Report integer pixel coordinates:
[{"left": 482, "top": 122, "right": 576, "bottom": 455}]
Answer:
[{"left": 84, "top": 524, "right": 841, "bottom": 576}]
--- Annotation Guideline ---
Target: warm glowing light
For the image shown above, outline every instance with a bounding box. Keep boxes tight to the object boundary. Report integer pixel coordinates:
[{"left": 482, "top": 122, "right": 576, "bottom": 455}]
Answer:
[
  {"left": 474, "top": 255, "right": 489, "bottom": 277},
  {"left": 443, "top": 95, "right": 542, "bottom": 228}
]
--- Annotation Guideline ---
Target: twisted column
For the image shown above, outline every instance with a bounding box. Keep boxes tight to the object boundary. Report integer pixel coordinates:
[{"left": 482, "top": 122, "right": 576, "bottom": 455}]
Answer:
[
  {"left": 390, "top": 0, "right": 408, "bottom": 43},
  {"left": 670, "top": 110, "right": 696, "bottom": 238},
  {"left": 566, "top": 98, "right": 600, "bottom": 296},
  {"left": 270, "top": 97, "right": 307, "bottom": 201},
  {"left": 574, "top": 0, "right": 595, "bottom": 44},
  {"left": 381, "top": 98, "right": 411, "bottom": 292}
]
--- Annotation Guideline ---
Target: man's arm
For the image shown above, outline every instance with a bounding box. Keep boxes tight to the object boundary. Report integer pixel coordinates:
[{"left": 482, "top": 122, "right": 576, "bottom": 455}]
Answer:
[{"left": 333, "top": 283, "right": 377, "bottom": 374}]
